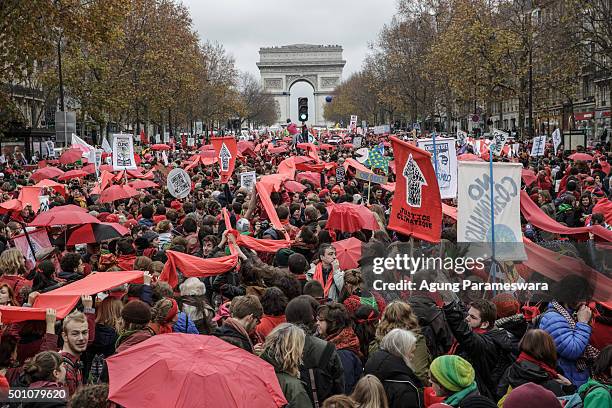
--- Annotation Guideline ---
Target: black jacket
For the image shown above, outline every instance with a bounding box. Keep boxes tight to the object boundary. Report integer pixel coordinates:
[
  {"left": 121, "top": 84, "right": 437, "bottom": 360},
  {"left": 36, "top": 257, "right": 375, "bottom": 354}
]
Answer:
[
  {"left": 364, "top": 349, "right": 424, "bottom": 408},
  {"left": 214, "top": 323, "right": 253, "bottom": 353},
  {"left": 497, "top": 360, "right": 567, "bottom": 400},
  {"left": 82, "top": 324, "right": 118, "bottom": 382},
  {"left": 409, "top": 294, "right": 453, "bottom": 358},
  {"left": 443, "top": 300, "right": 518, "bottom": 400},
  {"left": 300, "top": 335, "right": 345, "bottom": 405}
]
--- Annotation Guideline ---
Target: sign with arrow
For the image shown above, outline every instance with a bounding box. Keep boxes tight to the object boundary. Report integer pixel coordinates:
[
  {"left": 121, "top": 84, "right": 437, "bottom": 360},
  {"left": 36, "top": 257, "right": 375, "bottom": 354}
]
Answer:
[
  {"left": 219, "top": 143, "right": 231, "bottom": 172},
  {"left": 403, "top": 154, "right": 427, "bottom": 208},
  {"left": 211, "top": 136, "right": 238, "bottom": 183}
]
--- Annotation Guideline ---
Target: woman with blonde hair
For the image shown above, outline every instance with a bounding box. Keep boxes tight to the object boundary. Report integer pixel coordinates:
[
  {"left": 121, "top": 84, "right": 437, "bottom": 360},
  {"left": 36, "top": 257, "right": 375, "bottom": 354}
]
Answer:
[
  {"left": 0, "top": 248, "right": 30, "bottom": 304},
  {"left": 83, "top": 297, "right": 122, "bottom": 383},
  {"left": 351, "top": 374, "right": 389, "bottom": 408},
  {"left": 365, "top": 329, "right": 424, "bottom": 408},
  {"left": 261, "top": 323, "right": 310, "bottom": 408},
  {"left": 370, "top": 301, "right": 430, "bottom": 383}
]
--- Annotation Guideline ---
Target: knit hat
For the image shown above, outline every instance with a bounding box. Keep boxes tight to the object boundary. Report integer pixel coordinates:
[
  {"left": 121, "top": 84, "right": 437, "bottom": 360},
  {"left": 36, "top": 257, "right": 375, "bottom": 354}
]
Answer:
[
  {"left": 171, "top": 200, "right": 182, "bottom": 211},
  {"left": 163, "top": 298, "right": 179, "bottom": 323},
  {"left": 318, "top": 189, "right": 330, "bottom": 198},
  {"left": 274, "top": 248, "right": 294, "bottom": 267},
  {"left": 503, "top": 383, "right": 561, "bottom": 408},
  {"left": 121, "top": 300, "right": 151, "bottom": 324},
  {"left": 429, "top": 355, "right": 475, "bottom": 392},
  {"left": 141, "top": 230, "right": 159, "bottom": 243},
  {"left": 106, "top": 214, "right": 120, "bottom": 223},
  {"left": 491, "top": 293, "right": 520, "bottom": 319}
]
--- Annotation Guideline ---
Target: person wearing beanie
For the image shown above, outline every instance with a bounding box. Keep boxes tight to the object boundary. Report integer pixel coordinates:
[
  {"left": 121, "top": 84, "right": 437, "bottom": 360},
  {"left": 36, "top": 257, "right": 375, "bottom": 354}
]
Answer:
[
  {"left": 115, "top": 300, "right": 154, "bottom": 354},
  {"left": 429, "top": 355, "right": 488, "bottom": 407},
  {"left": 273, "top": 248, "right": 295, "bottom": 269},
  {"left": 148, "top": 297, "right": 180, "bottom": 334},
  {"left": 503, "top": 383, "right": 562, "bottom": 408},
  {"left": 492, "top": 293, "right": 527, "bottom": 351},
  {"left": 441, "top": 296, "right": 517, "bottom": 400}
]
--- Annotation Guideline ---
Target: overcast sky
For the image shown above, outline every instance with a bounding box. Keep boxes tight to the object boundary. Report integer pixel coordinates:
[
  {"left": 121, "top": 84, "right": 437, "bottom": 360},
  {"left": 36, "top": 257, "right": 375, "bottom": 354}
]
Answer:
[{"left": 182, "top": 0, "right": 399, "bottom": 79}]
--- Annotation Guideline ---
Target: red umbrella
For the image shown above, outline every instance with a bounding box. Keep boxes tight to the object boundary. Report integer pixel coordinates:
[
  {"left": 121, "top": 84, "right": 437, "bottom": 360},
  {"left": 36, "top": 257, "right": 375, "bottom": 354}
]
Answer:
[
  {"left": 0, "top": 199, "right": 23, "bottom": 214},
  {"left": 107, "top": 334, "right": 287, "bottom": 408},
  {"left": 151, "top": 144, "right": 171, "bottom": 151},
  {"left": 342, "top": 143, "right": 354, "bottom": 148},
  {"left": 283, "top": 180, "right": 306, "bottom": 193},
  {"left": 128, "top": 180, "right": 158, "bottom": 189},
  {"left": 282, "top": 137, "right": 293, "bottom": 142},
  {"left": 326, "top": 203, "right": 381, "bottom": 233},
  {"left": 59, "top": 148, "right": 84, "bottom": 165},
  {"left": 521, "top": 169, "right": 537, "bottom": 186},
  {"left": 200, "top": 144, "right": 215, "bottom": 151},
  {"left": 64, "top": 222, "right": 129, "bottom": 245},
  {"left": 268, "top": 146, "right": 289, "bottom": 154},
  {"left": 381, "top": 182, "right": 396, "bottom": 192},
  {"left": 31, "top": 167, "right": 65, "bottom": 182},
  {"left": 332, "top": 237, "right": 363, "bottom": 270},
  {"left": 30, "top": 205, "right": 99, "bottom": 227},
  {"left": 34, "top": 179, "right": 66, "bottom": 196},
  {"left": 319, "top": 143, "right": 334, "bottom": 150},
  {"left": 100, "top": 164, "right": 114, "bottom": 172},
  {"left": 81, "top": 164, "right": 96, "bottom": 174},
  {"left": 58, "top": 169, "right": 89, "bottom": 181},
  {"left": 457, "top": 153, "right": 484, "bottom": 162},
  {"left": 99, "top": 185, "right": 140, "bottom": 203},
  {"left": 296, "top": 171, "right": 321, "bottom": 188},
  {"left": 568, "top": 152, "right": 594, "bottom": 161}
]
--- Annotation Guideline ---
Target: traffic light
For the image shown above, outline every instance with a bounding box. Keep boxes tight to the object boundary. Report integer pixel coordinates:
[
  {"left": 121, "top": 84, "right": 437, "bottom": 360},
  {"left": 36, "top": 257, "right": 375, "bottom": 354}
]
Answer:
[{"left": 298, "top": 98, "right": 308, "bottom": 122}]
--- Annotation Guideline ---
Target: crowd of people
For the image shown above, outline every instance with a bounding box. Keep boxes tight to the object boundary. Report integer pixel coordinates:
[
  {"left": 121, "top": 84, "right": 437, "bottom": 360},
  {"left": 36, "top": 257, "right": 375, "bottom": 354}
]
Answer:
[{"left": 0, "top": 128, "right": 609, "bottom": 408}]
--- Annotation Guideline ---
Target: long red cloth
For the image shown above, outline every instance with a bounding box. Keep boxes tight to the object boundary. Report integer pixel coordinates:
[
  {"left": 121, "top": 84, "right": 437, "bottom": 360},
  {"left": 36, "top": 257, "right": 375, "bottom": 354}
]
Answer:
[
  {"left": 159, "top": 250, "right": 238, "bottom": 288},
  {"left": 0, "top": 271, "right": 145, "bottom": 323},
  {"left": 520, "top": 191, "right": 612, "bottom": 242}
]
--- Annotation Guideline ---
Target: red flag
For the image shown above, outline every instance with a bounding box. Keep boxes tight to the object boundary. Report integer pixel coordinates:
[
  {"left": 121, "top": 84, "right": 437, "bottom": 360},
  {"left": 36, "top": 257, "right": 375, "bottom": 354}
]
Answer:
[
  {"left": 140, "top": 129, "right": 148, "bottom": 145},
  {"left": 160, "top": 250, "right": 238, "bottom": 288},
  {"left": 388, "top": 136, "right": 442, "bottom": 243},
  {"left": 211, "top": 136, "right": 237, "bottom": 183}
]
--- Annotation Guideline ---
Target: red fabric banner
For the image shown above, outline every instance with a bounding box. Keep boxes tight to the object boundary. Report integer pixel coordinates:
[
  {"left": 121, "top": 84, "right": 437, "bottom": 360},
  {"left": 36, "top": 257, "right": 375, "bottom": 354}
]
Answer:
[
  {"left": 211, "top": 137, "right": 237, "bottom": 183},
  {"left": 28, "top": 271, "right": 144, "bottom": 320},
  {"left": 0, "top": 306, "right": 47, "bottom": 324},
  {"left": 388, "top": 136, "right": 442, "bottom": 243},
  {"left": 159, "top": 250, "right": 238, "bottom": 288},
  {"left": 520, "top": 191, "right": 612, "bottom": 241},
  {"left": 18, "top": 186, "right": 42, "bottom": 213},
  {"left": 592, "top": 198, "right": 612, "bottom": 225},
  {"left": 236, "top": 234, "right": 292, "bottom": 253},
  {"left": 256, "top": 182, "right": 286, "bottom": 231}
]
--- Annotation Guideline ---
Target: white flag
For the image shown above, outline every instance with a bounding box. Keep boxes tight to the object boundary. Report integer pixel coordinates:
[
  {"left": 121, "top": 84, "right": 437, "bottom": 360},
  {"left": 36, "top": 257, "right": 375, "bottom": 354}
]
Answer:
[
  {"left": 101, "top": 137, "right": 112, "bottom": 154},
  {"left": 490, "top": 129, "right": 510, "bottom": 156},
  {"left": 530, "top": 135, "right": 546, "bottom": 157},
  {"left": 71, "top": 134, "right": 94, "bottom": 157}
]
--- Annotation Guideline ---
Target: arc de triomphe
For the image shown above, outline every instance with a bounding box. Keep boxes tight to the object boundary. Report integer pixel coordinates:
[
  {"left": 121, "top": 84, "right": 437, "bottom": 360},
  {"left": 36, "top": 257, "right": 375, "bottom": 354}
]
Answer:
[{"left": 257, "top": 44, "right": 345, "bottom": 127}]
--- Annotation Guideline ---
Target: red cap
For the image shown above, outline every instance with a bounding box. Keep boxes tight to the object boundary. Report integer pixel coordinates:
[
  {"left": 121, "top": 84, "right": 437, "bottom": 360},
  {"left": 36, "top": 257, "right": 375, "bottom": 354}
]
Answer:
[
  {"left": 318, "top": 189, "right": 330, "bottom": 199},
  {"left": 124, "top": 219, "right": 137, "bottom": 229},
  {"left": 171, "top": 200, "right": 182, "bottom": 211}
]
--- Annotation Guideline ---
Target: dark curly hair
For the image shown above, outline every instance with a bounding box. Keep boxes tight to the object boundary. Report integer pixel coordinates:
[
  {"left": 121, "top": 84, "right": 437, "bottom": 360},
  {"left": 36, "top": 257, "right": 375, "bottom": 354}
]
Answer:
[{"left": 261, "top": 287, "right": 288, "bottom": 316}]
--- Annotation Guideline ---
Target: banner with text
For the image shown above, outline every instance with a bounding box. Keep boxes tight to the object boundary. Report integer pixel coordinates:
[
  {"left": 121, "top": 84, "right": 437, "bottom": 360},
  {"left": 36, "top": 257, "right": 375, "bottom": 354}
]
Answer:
[{"left": 417, "top": 137, "right": 458, "bottom": 199}]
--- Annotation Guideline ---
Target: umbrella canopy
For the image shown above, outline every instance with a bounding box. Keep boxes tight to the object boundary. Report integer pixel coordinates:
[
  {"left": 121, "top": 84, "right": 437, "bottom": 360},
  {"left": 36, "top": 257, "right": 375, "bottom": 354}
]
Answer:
[
  {"left": 107, "top": 334, "right": 287, "bottom": 408},
  {"left": 457, "top": 153, "right": 484, "bottom": 162},
  {"left": 59, "top": 148, "right": 84, "bottom": 165},
  {"left": 99, "top": 185, "right": 140, "bottom": 203},
  {"left": 326, "top": 203, "right": 381, "bottom": 233},
  {"left": 283, "top": 180, "right": 306, "bottom": 193},
  {"left": 81, "top": 163, "right": 96, "bottom": 174},
  {"left": 30, "top": 205, "right": 99, "bottom": 227},
  {"left": 342, "top": 143, "right": 354, "bottom": 148},
  {"left": 151, "top": 144, "right": 170, "bottom": 151},
  {"left": 128, "top": 180, "right": 158, "bottom": 189},
  {"left": 64, "top": 222, "right": 129, "bottom": 245},
  {"left": 295, "top": 171, "right": 321, "bottom": 188},
  {"left": 568, "top": 152, "right": 594, "bottom": 161},
  {"left": 319, "top": 143, "right": 334, "bottom": 150},
  {"left": 332, "top": 237, "right": 363, "bottom": 270},
  {"left": 31, "top": 167, "right": 65, "bottom": 182},
  {"left": 58, "top": 169, "right": 89, "bottom": 181},
  {"left": 0, "top": 199, "right": 23, "bottom": 214}
]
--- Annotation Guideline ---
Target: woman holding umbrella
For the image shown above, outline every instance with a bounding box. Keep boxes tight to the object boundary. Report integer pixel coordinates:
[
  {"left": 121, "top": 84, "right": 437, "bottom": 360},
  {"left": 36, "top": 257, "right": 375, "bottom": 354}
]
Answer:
[{"left": 261, "top": 323, "right": 311, "bottom": 408}]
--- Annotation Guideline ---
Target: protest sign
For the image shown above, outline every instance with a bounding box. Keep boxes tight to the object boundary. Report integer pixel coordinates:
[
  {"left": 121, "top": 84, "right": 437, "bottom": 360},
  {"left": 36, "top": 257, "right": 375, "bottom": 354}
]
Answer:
[
  {"left": 112, "top": 134, "right": 137, "bottom": 171},
  {"left": 552, "top": 129, "right": 562, "bottom": 154},
  {"left": 457, "top": 161, "right": 525, "bottom": 260},
  {"left": 417, "top": 137, "right": 458, "bottom": 199},
  {"left": 240, "top": 171, "right": 256, "bottom": 192},
  {"left": 530, "top": 135, "right": 546, "bottom": 157},
  {"left": 166, "top": 168, "right": 192, "bottom": 199},
  {"left": 388, "top": 136, "right": 441, "bottom": 243}
]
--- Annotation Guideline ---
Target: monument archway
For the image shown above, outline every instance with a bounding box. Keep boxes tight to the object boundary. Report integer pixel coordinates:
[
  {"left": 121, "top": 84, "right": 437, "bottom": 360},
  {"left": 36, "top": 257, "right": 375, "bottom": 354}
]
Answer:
[{"left": 257, "top": 44, "right": 345, "bottom": 127}]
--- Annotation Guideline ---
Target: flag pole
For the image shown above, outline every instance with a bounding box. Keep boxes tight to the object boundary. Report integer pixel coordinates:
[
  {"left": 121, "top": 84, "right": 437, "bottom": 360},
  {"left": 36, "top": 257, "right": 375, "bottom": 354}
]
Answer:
[
  {"left": 489, "top": 140, "right": 497, "bottom": 294},
  {"left": 432, "top": 131, "right": 439, "bottom": 180}
]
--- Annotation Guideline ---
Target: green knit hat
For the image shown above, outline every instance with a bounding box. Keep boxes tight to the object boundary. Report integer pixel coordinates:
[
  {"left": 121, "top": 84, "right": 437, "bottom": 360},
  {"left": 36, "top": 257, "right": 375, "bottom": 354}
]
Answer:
[{"left": 430, "top": 355, "right": 475, "bottom": 392}]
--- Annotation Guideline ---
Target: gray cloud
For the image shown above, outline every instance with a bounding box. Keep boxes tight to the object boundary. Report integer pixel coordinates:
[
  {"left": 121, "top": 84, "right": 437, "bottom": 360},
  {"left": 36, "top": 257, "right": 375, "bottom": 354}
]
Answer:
[{"left": 182, "top": 0, "right": 397, "bottom": 79}]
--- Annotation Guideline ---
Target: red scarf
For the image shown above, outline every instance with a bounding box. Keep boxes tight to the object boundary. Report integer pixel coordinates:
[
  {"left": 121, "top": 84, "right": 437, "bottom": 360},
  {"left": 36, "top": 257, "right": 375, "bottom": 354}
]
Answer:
[
  {"left": 313, "top": 262, "right": 334, "bottom": 297},
  {"left": 516, "top": 352, "right": 558, "bottom": 379},
  {"left": 326, "top": 327, "right": 362, "bottom": 358}
]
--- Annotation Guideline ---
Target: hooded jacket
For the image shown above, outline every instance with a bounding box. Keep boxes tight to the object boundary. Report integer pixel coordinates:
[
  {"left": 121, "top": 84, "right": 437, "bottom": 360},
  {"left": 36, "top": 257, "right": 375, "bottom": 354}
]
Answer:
[
  {"left": 364, "top": 349, "right": 424, "bottom": 408},
  {"left": 497, "top": 360, "right": 566, "bottom": 401},
  {"left": 82, "top": 324, "right": 118, "bottom": 382},
  {"left": 214, "top": 320, "right": 253, "bottom": 353}
]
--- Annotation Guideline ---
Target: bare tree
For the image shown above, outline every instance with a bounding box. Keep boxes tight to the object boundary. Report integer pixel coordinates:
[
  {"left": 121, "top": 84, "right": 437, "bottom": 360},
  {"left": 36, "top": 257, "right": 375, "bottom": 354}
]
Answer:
[{"left": 237, "top": 72, "right": 278, "bottom": 127}]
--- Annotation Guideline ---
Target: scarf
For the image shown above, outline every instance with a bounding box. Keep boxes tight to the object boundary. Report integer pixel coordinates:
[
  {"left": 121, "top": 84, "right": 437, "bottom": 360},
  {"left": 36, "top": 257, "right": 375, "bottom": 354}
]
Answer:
[
  {"left": 444, "top": 381, "right": 478, "bottom": 407},
  {"left": 550, "top": 301, "right": 600, "bottom": 370},
  {"left": 326, "top": 327, "right": 362, "bottom": 358},
  {"left": 516, "top": 352, "right": 558, "bottom": 379},
  {"left": 117, "top": 254, "right": 136, "bottom": 271},
  {"left": 159, "top": 250, "right": 238, "bottom": 288},
  {"left": 223, "top": 317, "right": 253, "bottom": 350},
  {"left": 313, "top": 262, "right": 334, "bottom": 297}
]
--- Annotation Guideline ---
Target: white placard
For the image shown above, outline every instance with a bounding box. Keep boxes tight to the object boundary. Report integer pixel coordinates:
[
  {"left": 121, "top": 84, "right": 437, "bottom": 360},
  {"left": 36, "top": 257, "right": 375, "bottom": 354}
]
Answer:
[
  {"left": 458, "top": 161, "right": 525, "bottom": 260},
  {"left": 457, "top": 130, "right": 468, "bottom": 146},
  {"left": 155, "top": 134, "right": 161, "bottom": 144},
  {"left": 353, "top": 136, "right": 363, "bottom": 148},
  {"left": 166, "top": 168, "right": 192, "bottom": 199},
  {"left": 163, "top": 132, "right": 170, "bottom": 143},
  {"left": 39, "top": 196, "right": 50, "bottom": 212},
  {"left": 187, "top": 137, "right": 195, "bottom": 147},
  {"left": 45, "top": 141, "right": 55, "bottom": 157},
  {"left": 552, "top": 129, "right": 561, "bottom": 154},
  {"left": 490, "top": 128, "right": 510, "bottom": 156},
  {"left": 240, "top": 171, "right": 256, "bottom": 192},
  {"left": 417, "top": 137, "right": 458, "bottom": 199},
  {"left": 112, "top": 134, "right": 137, "bottom": 170},
  {"left": 161, "top": 150, "right": 168, "bottom": 166},
  {"left": 530, "top": 135, "right": 546, "bottom": 157}
]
